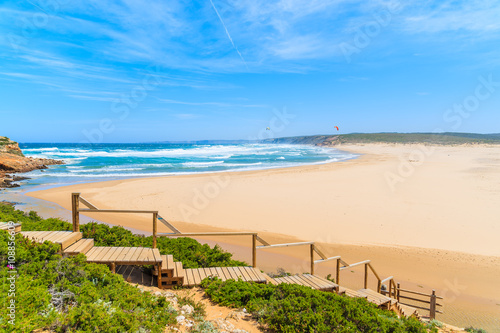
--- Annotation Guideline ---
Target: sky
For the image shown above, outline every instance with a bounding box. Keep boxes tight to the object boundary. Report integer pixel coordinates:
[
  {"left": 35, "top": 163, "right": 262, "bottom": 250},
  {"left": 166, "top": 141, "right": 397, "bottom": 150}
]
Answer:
[{"left": 1, "top": 0, "right": 500, "bottom": 142}]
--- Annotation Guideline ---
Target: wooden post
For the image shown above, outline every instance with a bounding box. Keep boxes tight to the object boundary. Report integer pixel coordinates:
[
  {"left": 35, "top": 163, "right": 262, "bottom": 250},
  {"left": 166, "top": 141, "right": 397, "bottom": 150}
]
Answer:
[
  {"left": 336, "top": 258, "right": 340, "bottom": 285},
  {"left": 364, "top": 263, "right": 368, "bottom": 289},
  {"left": 377, "top": 280, "right": 381, "bottom": 293},
  {"left": 310, "top": 244, "right": 315, "bottom": 275},
  {"left": 110, "top": 263, "right": 116, "bottom": 274},
  {"left": 430, "top": 289, "right": 437, "bottom": 320},
  {"left": 152, "top": 212, "right": 158, "bottom": 249},
  {"left": 157, "top": 263, "right": 162, "bottom": 289},
  {"left": 71, "top": 193, "right": 80, "bottom": 232},
  {"left": 252, "top": 234, "right": 257, "bottom": 268},
  {"left": 388, "top": 280, "right": 392, "bottom": 297},
  {"left": 397, "top": 283, "right": 401, "bottom": 302}
]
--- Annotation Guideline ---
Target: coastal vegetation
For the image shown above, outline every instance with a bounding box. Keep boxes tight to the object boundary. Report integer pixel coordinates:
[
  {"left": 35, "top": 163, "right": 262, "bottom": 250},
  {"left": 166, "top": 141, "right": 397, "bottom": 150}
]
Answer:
[
  {"left": 0, "top": 230, "right": 177, "bottom": 332},
  {"left": 263, "top": 132, "right": 500, "bottom": 146},
  {"left": 200, "top": 278, "right": 433, "bottom": 333}
]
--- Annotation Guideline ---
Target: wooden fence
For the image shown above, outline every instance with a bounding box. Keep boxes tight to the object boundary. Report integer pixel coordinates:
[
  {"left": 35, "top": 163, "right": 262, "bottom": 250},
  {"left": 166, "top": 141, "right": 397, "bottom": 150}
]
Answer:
[
  {"left": 72, "top": 192, "right": 443, "bottom": 319},
  {"left": 381, "top": 283, "right": 443, "bottom": 320}
]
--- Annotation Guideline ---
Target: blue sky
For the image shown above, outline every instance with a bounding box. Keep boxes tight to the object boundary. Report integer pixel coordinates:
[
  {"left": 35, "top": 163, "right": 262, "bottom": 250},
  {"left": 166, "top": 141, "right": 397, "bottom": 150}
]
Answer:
[{"left": 1, "top": 0, "right": 499, "bottom": 142}]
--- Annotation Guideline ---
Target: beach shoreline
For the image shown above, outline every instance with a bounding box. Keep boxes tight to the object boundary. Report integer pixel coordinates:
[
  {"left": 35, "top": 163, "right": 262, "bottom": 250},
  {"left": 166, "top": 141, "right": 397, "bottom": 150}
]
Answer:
[{"left": 25, "top": 143, "right": 500, "bottom": 330}]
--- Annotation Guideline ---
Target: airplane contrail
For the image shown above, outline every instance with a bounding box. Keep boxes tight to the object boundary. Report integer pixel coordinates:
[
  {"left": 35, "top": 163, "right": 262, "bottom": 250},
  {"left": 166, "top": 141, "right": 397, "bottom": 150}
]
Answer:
[{"left": 209, "top": 0, "right": 248, "bottom": 67}]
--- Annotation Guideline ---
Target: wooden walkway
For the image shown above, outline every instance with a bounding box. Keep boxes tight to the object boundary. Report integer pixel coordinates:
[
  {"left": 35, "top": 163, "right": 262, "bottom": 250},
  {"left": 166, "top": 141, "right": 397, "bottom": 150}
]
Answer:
[
  {"left": 183, "top": 266, "right": 268, "bottom": 287},
  {"left": 272, "top": 274, "right": 338, "bottom": 292},
  {"left": 0, "top": 221, "right": 21, "bottom": 233},
  {"left": 20, "top": 230, "right": 163, "bottom": 270},
  {"left": 5, "top": 223, "right": 421, "bottom": 320}
]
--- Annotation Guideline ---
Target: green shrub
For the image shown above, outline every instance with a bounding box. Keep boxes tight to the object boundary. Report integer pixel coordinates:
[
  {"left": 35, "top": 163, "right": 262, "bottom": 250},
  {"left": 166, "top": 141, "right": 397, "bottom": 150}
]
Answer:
[
  {"left": 465, "top": 327, "right": 487, "bottom": 333},
  {"left": 0, "top": 230, "right": 176, "bottom": 332},
  {"left": 201, "top": 278, "right": 429, "bottom": 333}
]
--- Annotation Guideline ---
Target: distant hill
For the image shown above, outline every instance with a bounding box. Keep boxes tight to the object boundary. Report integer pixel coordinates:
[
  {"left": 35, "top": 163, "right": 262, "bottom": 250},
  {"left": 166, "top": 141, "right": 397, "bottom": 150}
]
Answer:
[
  {"left": 157, "top": 139, "right": 251, "bottom": 145},
  {"left": 262, "top": 133, "right": 500, "bottom": 146}
]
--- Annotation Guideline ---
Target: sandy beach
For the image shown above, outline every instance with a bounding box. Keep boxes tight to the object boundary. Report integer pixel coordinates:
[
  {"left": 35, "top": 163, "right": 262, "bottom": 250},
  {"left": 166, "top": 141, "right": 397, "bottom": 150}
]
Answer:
[{"left": 27, "top": 144, "right": 500, "bottom": 330}]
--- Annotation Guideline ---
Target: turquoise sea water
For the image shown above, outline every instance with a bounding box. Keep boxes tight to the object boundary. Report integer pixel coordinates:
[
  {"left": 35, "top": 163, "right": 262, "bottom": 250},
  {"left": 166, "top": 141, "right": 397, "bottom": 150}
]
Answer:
[{"left": 13, "top": 143, "right": 356, "bottom": 188}]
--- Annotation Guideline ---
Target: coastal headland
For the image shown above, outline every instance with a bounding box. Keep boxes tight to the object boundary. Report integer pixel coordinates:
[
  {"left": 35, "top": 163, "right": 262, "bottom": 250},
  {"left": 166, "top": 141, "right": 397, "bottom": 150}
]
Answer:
[
  {"left": 0, "top": 136, "right": 63, "bottom": 189},
  {"left": 27, "top": 141, "right": 500, "bottom": 330}
]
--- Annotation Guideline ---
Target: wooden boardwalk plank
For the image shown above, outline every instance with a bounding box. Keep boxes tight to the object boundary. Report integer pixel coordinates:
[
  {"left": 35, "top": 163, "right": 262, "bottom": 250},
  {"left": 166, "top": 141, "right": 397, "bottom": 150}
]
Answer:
[
  {"left": 41, "top": 231, "right": 65, "bottom": 242},
  {"left": 53, "top": 232, "right": 76, "bottom": 244},
  {"left": 38, "top": 231, "right": 62, "bottom": 242},
  {"left": 129, "top": 248, "right": 146, "bottom": 262},
  {"left": 95, "top": 247, "right": 115, "bottom": 262},
  {"left": 49, "top": 231, "right": 73, "bottom": 243},
  {"left": 244, "top": 267, "right": 259, "bottom": 281},
  {"left": 243, "top": 267, "right": 259, "bottom": 281},
  {"left": 220, "top": 267, "right": 233, "bottom": 280},
  {"left": 96, "top": 247, "right": 116, "bottom": 262},
  {"left": 187, "top": 269, "right": 197, "bottom": 286},
  {"left": 102, "top": 247, "right": 122, "bottom": 262},
  {"left": 152, "top": 248, "right": 162, "bottom": 262},
  {"left": 60, "top": 233, "right": 82, "bottom": 249},
  {"left": 296, "top": 275, "right": 317, "bottom": 288},
  {"left": 117, "top": 247, "right": 136, "bottom": 262},
  {"left": 215, "top": 267, "right": 226, "bottom": 281},
  {"left": 261, "top": 272, "right": 279, "bottom": 285},
  {"left": 107, "top": 247, "right": 126, "bottom": 262},
  {"left": 175, "top": 262, "right": 185, "bottom": 278},
  {"left": 166, "top": 255, "right": 174, "bottom": 270},
  {"left": 198, "top": 268, "right": 208, "bottom": 281},
  {"left": 86, "top": 247, "right": 106, "bottom": 261},
  {"left": 251, "top": 268, "right": 268, "bottom": 283},
  {"left": 236, "top": 267, "right": 251, "bottom": 281},
  {"left": 228, "top": 267, "right": 240, "bottom": 280},
  {"left": 84, "top": 246, "right": 100, "bottom": 259},
  {"left": 144, "top": 249, "right": 156, "bottom": 263},
  {"left": 193, "top": 269, "right": 203, "bottom": 285},
  {"left": 183, "top": 269, "right": 192, "bottom": 286},
  {"left": 287, "top": 275, "right": 308, "bottom": 287},
  {"left": 30, "top": 231, "right": 53, "bottom": 240},
  {"left": 202, "top": 268, "right": 212, "bottom": 280},
  {"left": 300, "top": 274, "right": 323, "bottom": 289},
  {"left": 136, "top": 248, "right": 150, "bottom": 263}
]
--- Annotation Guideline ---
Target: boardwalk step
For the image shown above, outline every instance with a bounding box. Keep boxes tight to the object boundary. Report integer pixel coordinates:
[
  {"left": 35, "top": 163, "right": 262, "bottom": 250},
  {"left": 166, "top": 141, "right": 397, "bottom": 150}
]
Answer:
[
  {"left": 64, "top": 238, "right": 94, "bottom": 255},
  {"left": 0, "top": 222, "right": 22, "bottom": 233},
  {"left": 61, "top": 232, "right": 83, "bottom": 250}
]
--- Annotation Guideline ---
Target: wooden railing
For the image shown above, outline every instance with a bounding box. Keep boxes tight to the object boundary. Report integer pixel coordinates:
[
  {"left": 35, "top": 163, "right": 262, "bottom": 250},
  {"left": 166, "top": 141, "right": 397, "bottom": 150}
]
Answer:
[
  {"left": 72, "top": 192, "right": 181, "bottom": 248},
  {"left": 385, "top": 283, "right": 444, "bottom": 320},
  {"left": 72, "top": 192, "right": 443, "bottom": 319}
]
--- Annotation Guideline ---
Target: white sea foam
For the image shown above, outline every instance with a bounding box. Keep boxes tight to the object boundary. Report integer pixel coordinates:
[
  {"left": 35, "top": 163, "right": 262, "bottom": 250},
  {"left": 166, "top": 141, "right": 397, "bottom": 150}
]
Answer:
[{"left": 183, "top": 161, "right": 225, "bottom": 167}]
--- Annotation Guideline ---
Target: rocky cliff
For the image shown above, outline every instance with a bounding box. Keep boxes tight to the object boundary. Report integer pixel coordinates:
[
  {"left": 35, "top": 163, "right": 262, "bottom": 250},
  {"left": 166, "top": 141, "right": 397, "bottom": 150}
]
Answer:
[{"left": 0, "top": 136, "right": 63, "bottom": 189}]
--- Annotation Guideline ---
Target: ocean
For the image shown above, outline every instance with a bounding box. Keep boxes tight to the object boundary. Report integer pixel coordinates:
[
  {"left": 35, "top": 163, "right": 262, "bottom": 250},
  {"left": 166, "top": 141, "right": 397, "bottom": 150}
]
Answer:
[
  {"left": 0, "top": 143, "right": 356, "bottom": 214},
  {"left": 15, "top": 142, "right": 356, "bottom": 186}
]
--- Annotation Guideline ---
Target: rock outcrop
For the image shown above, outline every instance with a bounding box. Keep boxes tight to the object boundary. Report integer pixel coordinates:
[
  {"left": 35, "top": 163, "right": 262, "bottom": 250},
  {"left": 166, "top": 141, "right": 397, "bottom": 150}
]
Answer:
[{"left": 0, "top": 136, "right": 63, "bottom": 189}]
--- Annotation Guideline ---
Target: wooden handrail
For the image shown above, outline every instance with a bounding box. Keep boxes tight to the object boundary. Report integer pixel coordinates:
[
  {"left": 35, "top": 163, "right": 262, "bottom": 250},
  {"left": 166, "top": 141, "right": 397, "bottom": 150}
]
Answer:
[
  {"left": 157, "top": 215, "right": 181, "bottom": 234},
  {"left": 380, "top": 276, "right": 394, "bottom": 284},
  {"left": 339, "top": 259, "right": 370, "bottom": 270},
  {"left": 399, "top": 302, "right": 444, "bottom": 314},
  {"left": 256, "top": 241, "right": 314, "bottom": 249},
  {"left": 314, "top": 255, "right": 341, "bottom": 264},
  {"left": 312, "top": 246, "right": 328, "bottom": 260},
  {"left": 79, "top": 197, "right": 98, "bottom": 209},
  {"left": 158, "top": 232, "right": 258, "bottom": 237},
  {"left": 367, "top": 263, "right": 381, "bottom": 280},
  {"left": 397, "top": 288, "right": 444, "bottom": 299},
  {"left": 79, "top": 209, "right": 159, "bottom": 214},
  {"left": 256, "top": 235, "right": 270, "bottom": 246},
  {"left": 398, "top": 295, "right": 443, "bottom": 307}
]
